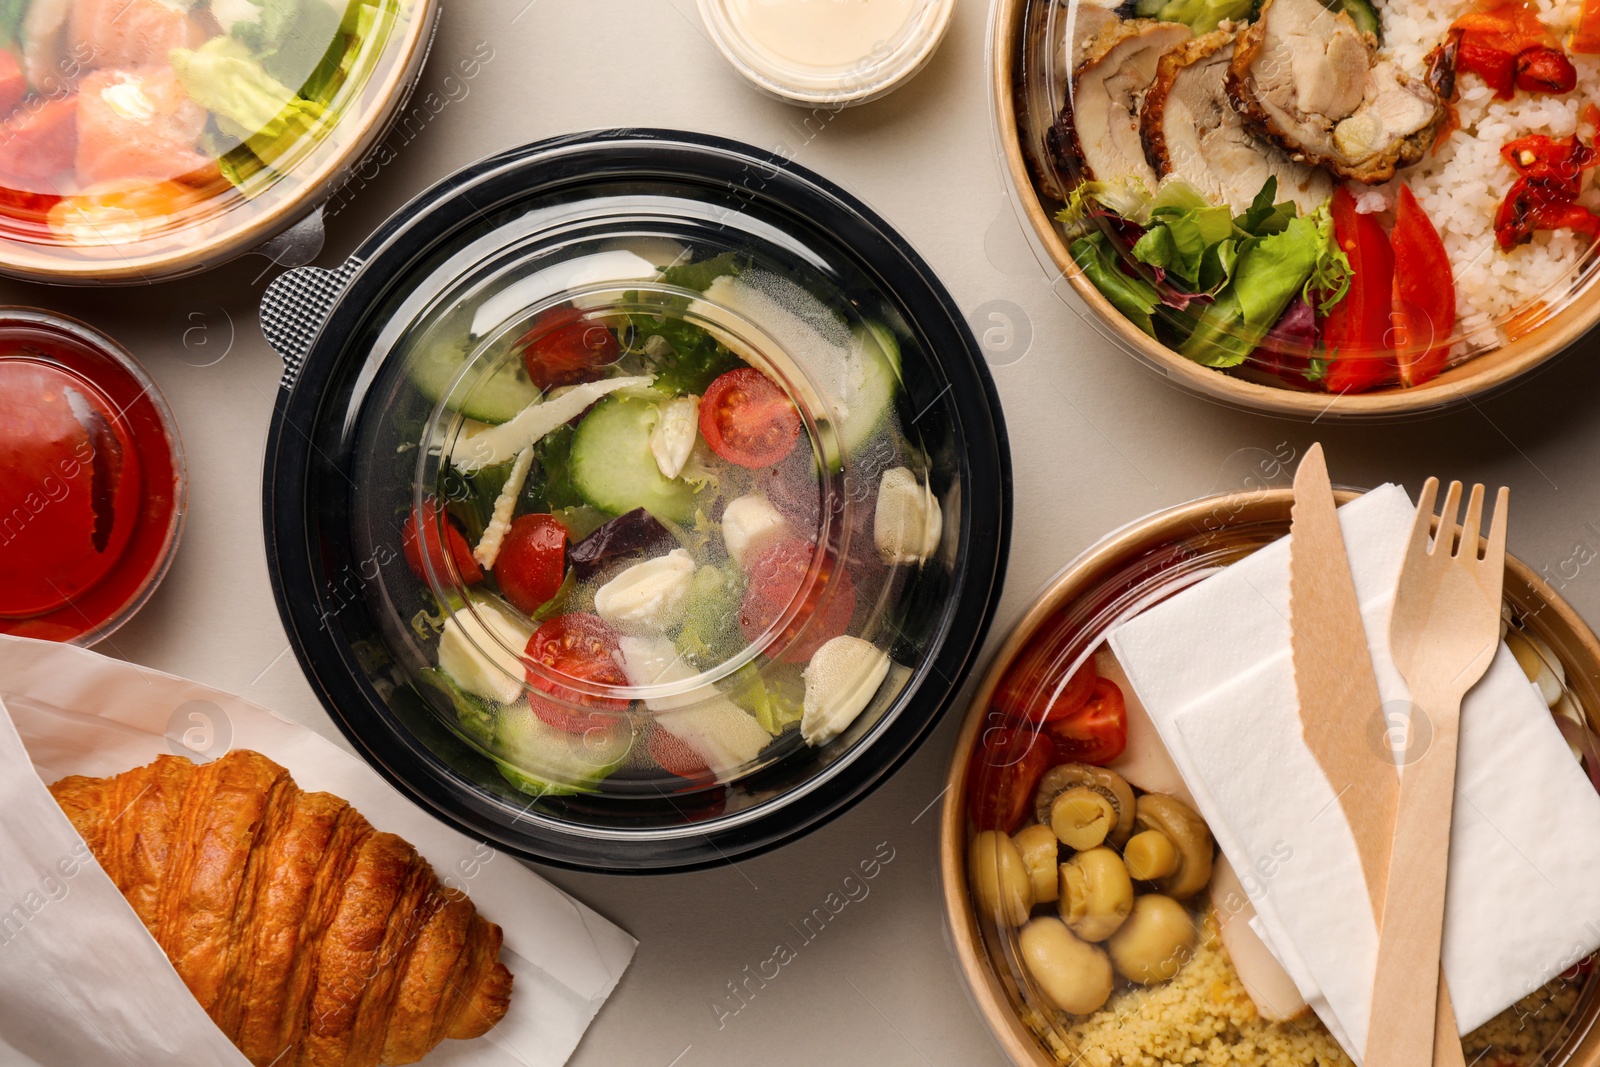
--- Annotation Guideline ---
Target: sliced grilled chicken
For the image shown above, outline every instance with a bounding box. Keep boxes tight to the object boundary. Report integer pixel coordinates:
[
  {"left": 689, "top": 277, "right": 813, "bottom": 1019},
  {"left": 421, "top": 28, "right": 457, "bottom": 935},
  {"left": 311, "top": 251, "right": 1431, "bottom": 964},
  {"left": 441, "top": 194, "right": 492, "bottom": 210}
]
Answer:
[
  {"left": 1048, "top": 18, "right": 1194, "bottom": 196},
  {"left": 1018, "top": 0, "right": 1121, "bottom": 202},
  {"left": 1141, "top": 29, "right": 1333, "bottom": 214},
  {"left": 1226, "top": 0, "right": 1442, "bottom": 184}
]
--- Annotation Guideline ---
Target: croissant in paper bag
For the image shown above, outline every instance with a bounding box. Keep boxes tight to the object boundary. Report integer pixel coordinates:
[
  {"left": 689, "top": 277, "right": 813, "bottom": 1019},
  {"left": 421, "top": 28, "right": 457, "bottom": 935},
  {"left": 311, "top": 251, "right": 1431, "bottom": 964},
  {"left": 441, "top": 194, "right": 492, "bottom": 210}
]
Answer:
[{"left": 49, "top": 749, "right": 513, "bottom": 1067}]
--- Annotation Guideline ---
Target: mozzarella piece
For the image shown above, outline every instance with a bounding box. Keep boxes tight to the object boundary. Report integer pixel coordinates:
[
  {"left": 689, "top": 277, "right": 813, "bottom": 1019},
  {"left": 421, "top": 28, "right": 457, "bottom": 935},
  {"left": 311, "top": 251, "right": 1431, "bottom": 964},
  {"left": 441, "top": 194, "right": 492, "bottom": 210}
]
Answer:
[
  {"left": 101, "top": 73, "right": 155, "bottom": 121},
  {"left": 656, "top": 701, "right": 772, "bottom": 780},
  {"left": 594, "top": 549, "right": 696, "bottom": 634},
  {"left": 450, "top": 375, "right": 652, "bottom": 472},
  {"left": 722, "top": 494, "right": 788, "bottom": 568},
  {"left": 650, "top": 395, "right": 700, "bottom": 479},
  {"left": 437, "top": 601, "right": 531, "bottom": 705},
  {"left": 617, "top": 635, "right": 703, "bottom": 711},
  {"left": 874, "top": 466, "right": 942, "bottom": 564},
  {"left": 801, "top": 636, "right": 891, "bottom": 745},
  {"left": 471, "top": 447, "right": 534, "bottom": 570},
  {"left": 618, "top": 635, "right": 770, "bottom": 777}
]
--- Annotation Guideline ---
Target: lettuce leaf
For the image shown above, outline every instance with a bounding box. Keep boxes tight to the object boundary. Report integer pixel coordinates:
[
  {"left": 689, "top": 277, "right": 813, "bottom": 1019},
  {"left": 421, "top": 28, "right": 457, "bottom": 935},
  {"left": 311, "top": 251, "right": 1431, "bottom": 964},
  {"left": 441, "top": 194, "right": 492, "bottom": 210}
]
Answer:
[
  {"left": 170, "top": 37, "right": 331, "bottom": 164},
  {"left": 1180, "top": 214, "right": 1324, "bottom": 367},
  {"left": 1071, "top": 233, "right": 1161, "bottom": 338}
]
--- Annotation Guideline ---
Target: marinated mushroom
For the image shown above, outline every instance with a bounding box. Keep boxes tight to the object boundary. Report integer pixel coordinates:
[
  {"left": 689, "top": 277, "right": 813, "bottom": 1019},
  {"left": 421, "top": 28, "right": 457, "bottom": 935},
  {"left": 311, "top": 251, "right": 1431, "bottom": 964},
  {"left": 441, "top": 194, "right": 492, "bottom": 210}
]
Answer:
[
  {"left": 1059, "top": 846, "right": 1135, "bottom": 942},
  {"left": 1019, "top": 916, "right": 1116, "bottom": 1016},
  {"left": 1108, "top": 894, "right": 1196, "bottom": 985},
  {"left": 1129, "top": 793, "right": 1213, "bottom": 900},
  {"left": 1051, "top": 787, "right": 1118, "bottom": 850},
  {"left": 1014, "top": 823, "right": 1061, "bottom": 905},
  {"left": 969, "top": 830, "right": 1033, "bottom": 926},
  {"left": 1123, "top": 828, "right": 1179, "bottom": 882},
  {"left": 1034, "top": 764, "right": 1136, "bottom": 848}
]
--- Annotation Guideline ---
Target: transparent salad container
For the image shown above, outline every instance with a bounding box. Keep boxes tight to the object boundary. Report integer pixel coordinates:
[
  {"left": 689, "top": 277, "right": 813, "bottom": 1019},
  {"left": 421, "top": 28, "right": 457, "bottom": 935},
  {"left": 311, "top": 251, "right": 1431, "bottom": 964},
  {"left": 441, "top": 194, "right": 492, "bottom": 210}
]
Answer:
[
  {"left": 261, "top": 130, "right": 1011, "bottom": 873},
  {"left": 941, "top": 487, "right": 1600, "bottom": 1066},
  {"left": 991, "top": 0, "right": 1600, "bottom": 419},
  {"left": 0, "top": 0, "right": 437, "bottom": 283}
]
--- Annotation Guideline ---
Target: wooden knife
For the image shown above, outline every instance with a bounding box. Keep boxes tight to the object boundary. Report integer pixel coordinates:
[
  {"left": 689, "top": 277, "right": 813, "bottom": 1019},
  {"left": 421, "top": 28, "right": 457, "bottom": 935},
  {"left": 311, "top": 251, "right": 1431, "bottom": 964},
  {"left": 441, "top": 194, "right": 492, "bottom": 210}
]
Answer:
[{"left": 1289, "top": 444, "right": 1462, "bottom": 1066}]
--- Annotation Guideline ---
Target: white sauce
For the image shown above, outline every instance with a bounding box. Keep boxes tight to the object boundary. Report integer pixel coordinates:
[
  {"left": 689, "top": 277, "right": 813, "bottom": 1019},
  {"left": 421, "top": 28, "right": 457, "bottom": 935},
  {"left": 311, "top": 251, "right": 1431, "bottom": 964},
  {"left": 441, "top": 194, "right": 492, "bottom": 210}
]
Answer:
[{"left": 729, "top": 0, "right": 917, "bottom": 69}]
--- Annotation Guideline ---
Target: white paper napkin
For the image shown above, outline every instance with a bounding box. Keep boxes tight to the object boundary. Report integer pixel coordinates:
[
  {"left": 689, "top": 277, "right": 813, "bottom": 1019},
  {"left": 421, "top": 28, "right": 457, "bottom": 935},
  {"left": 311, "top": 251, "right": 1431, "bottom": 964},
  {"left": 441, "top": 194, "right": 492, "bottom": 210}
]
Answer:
[
  {"left": 0, "top": 635, "right": 636, "bottom": 1067},
  {"left": 1108, "top": 485, "right": 1600, "bottom": 1061}
]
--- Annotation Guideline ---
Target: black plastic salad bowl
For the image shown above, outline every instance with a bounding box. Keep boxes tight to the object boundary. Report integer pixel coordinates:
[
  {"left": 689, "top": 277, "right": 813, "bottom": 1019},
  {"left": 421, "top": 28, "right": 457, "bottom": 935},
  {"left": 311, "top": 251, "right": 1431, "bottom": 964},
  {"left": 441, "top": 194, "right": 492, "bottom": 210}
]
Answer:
[{"left": 259, "top": 129, "right": 1011, "bottom": 873}]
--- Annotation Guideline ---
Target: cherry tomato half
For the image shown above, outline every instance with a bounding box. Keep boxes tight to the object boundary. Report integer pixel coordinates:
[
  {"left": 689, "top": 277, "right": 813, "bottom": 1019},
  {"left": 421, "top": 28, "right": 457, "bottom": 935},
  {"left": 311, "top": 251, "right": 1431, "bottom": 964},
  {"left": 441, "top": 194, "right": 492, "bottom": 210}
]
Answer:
[
  {"left": 517, "top": 305, "right": 621, "bottom": 391},
  {"left": 401, "top": 501, "right": 483, "bottom": 586},
  {"left": 967, "top": 723, "right": 1053, "bottom": 834},
  {"left": 495, "top": 513, "right": 567, "bottom": 614},
  {"left": 1042, "top": 678, "right": 1128, "bottom": 766},
  {"left": 700, "top": 367, "right": 801, "bottom": 469},
  {"left": 524, "top": 613, "right": 631, "bottom": 734},
  {"left": 993, "top": 647, "right": 1096, "bottom": 726},
  {"left": 739, "top": 537, "right": 856, "bottom": 663},
  {"left": 648, "top": 727, "right": 714, "bottom": 783}
]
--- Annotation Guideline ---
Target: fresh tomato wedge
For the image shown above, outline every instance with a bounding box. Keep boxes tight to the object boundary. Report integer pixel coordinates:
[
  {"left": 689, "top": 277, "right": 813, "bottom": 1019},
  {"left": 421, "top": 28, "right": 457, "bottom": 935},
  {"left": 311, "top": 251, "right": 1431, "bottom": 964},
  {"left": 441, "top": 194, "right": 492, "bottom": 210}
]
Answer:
[
  {"left": 649, "top": 728, "right": 714, "bottom": 782},
  {"left": 1042, "top": 678, "right": 1128, "bottom": 765},
  {"left": 992, "top": 637, "right": 1096, "bottom": 725},
  {"left": 1322, "top": 188, "right": 1396, "bottom": 395},
  {"left": 739, "top": 537, "right": 856, "bottom": 663},
  {"left": 524, "top": 613, "right": 631, "bottom": 734},
  {"left": 1390, "top": 187, "right": 1457, "bottom": 388},
  {"left": 700, "top": 367, "right": 801, "bottom": 469},
  {"left": 401, "top": 501, "right": 483, "bottom": 586},
  {"left": 494, "top": 513, "right": 567, "bottom": 615},
  {"left": 516, "top": 305, "right": 621, "bottom": 391},
  {"left": 967, "top": 724, "right": 1053, "bottom": 834},
  {"left": 0, "top": 97, "right": 77, "bottom": 184},
  {"left": 0, "top": 52, "right": 24, "bottom": 118}
]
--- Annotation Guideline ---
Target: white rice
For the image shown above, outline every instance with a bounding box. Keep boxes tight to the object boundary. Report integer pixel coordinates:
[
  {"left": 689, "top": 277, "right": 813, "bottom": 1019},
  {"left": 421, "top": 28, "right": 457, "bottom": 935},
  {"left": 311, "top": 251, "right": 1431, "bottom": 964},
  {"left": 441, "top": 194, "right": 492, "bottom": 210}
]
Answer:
[{"left": 1373, "top": 0, "right": 1600, "bottom": 352}]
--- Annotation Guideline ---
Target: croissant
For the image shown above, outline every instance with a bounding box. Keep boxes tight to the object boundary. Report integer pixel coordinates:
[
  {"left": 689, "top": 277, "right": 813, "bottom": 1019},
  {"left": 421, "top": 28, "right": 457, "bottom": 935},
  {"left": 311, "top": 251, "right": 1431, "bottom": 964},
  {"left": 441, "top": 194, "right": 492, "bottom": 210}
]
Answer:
[{"left": 49, "top": 749, "right": 513, "bottom": 1067}]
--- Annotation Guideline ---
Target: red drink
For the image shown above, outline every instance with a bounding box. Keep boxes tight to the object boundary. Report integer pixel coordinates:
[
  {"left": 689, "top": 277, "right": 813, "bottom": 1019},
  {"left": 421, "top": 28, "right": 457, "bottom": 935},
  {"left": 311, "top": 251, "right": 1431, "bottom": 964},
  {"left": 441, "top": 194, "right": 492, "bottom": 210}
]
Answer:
[{"left": 0, "top": 310, "right": 183, "bottom": 643}]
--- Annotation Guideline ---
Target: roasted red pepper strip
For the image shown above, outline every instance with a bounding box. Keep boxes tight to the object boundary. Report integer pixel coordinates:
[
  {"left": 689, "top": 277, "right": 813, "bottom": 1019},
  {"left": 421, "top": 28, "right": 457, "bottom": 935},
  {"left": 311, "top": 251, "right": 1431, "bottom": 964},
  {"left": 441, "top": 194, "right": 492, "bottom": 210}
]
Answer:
[
  {"left": 1451, "top": 3, "right": 1576, "bottom": 99},
  {"left": 1391, "top": 187, "right": 1456, "bottom": 388},
  {"left": 1573, "top": 0, "right": 1600, "bottom": 54},
  {"left": 1495, "top": 134, "right": 1600, "bottom": 249},
  {"left": 1322, "top": 188, "right": 1396, "bottom": 394}
]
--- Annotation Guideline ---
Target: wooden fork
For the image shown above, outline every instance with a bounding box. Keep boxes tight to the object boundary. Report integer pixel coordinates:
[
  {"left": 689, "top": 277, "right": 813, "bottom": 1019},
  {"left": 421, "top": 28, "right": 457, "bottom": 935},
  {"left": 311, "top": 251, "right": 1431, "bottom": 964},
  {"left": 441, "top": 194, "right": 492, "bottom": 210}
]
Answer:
[{"left": 1365, "top": 479, "right": 1510, "bottom": 1067}]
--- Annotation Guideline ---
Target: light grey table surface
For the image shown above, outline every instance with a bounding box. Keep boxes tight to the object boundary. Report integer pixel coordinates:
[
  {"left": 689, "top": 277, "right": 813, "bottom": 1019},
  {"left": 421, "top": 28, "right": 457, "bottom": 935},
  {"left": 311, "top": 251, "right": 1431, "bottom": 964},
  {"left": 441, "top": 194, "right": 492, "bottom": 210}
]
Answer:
[{"left": 11, "top": 1, "right": 1600, "bottom": 1064}]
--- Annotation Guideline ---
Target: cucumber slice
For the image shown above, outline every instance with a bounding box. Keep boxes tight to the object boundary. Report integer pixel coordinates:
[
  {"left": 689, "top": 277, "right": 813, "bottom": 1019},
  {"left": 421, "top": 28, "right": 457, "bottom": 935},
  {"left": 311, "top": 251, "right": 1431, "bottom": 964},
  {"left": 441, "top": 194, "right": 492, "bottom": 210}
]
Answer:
[
  {"left": 570, "top": 396, "right": 697, "bottom": 522},
  {"left": 1336, "top": 0, "right": 1381, "bottom": 39},
  {"left": 495, "top": 700, "right": 634, "bottom": 796},
  {"left": 822, "top": 321, "right": 903, "bottom": 469},
  {"left": 409, "top": 339, "right": 541, "bottom": 425}
]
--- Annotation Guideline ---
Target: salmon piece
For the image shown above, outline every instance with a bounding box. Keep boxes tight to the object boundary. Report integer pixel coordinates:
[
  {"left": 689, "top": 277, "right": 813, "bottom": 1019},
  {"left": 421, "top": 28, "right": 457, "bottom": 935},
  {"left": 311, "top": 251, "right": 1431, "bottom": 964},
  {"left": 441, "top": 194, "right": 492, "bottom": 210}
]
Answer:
[
  {"left": 0, "top": 51, "right": 26, "bottom": 117},
  {"left": 75, "top": 67, "right": 208, "bottom": 186},
  {"left": 68, "top": 0, "right": 208, "bottom": 72},
  {"left": 0, "top": 96, "right": 78, "bottom": 187}
]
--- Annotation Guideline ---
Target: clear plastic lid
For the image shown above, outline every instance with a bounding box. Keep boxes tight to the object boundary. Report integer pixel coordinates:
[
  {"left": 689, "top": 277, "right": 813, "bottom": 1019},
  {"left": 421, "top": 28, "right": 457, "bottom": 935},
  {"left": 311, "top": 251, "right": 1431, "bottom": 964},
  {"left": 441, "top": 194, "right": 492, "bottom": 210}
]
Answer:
[
  {"left": 305, "top": 166, "right": 971, "bottom": 834},
  {"left": 954, "top": 489, "right": 1600, "bottom": 1064},
  {"left": 1001, "top": 0, "right": 1600, "bottom": 413},
  {"left": 0, "top": 307, "right": 184, "bottom": 644},
  {"left": 0, "top": 0, "right": 431, "bottom": 282}
]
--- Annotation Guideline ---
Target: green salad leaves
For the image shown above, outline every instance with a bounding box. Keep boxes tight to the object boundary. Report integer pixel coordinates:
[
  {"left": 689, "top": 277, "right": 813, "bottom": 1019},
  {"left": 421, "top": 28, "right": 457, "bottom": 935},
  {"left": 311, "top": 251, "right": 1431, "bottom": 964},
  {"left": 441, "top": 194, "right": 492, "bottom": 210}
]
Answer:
[
  {"left": 1068, "top": 178, "right": 1351, "bottom": 368},
  {"left": 176, "top": 0, "right": 397, "bottom": 189}
]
